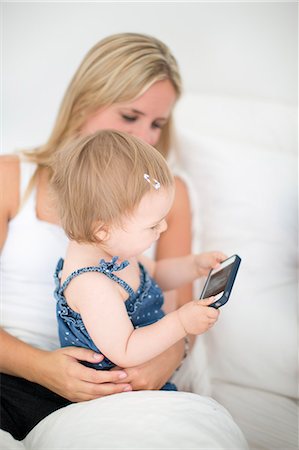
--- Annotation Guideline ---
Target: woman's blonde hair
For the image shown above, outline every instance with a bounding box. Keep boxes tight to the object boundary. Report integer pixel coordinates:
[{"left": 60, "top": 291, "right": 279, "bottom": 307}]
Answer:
[
  {"left": 25, "top": 33, "right": 181, "bottom": 168},
  {"left": 50, "top": 130, "right": 174, "bottom": 243}
]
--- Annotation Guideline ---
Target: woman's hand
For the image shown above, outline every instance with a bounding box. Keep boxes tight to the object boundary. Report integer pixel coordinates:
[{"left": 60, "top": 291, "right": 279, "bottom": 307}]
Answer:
[
  {"left": 195, "top": 251, "right": 227, "bottom": 277},
  {"left": 35, "top": 347, "right": 132, "bottom": 402},
  {"left": 113, "top": 339, "right": 184, "bottom": 390}
]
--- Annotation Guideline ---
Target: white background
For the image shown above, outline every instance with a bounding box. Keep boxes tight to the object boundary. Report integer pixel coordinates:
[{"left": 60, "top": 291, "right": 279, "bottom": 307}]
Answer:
[{"left": 1, "top": 1, "right": 297, "bottom": 153}]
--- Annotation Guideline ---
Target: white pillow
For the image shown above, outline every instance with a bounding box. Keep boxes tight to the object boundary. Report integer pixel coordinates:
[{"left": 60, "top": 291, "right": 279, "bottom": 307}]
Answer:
[
  {"left": 177, "top": 128, "right": 297, "bottom": 399},
  {"left": 24, "top": 391, "right": 249, "bottom": 450},
  {"left": 0, "top": 430, "right": 25, "bottom": 450},
  {"left": 174, "top": 94, "right": 297, "bottom": 154}
]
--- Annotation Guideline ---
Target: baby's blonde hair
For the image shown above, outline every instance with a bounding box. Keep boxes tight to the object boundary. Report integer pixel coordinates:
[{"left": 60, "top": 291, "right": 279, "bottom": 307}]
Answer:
[{"left": 51, "top": 130, "right": 174, "bottom": 243}]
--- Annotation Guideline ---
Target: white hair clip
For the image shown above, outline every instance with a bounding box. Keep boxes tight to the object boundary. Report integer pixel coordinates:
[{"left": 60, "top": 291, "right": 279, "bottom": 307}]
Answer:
[{"left": 144, "top": 173, "right": 161, "bottom": 190}]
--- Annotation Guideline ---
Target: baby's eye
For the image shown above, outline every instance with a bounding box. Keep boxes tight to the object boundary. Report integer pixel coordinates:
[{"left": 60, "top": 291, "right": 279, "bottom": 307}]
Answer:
[{"left": 122, "top": 114, "right": 137, "bottom": 122}]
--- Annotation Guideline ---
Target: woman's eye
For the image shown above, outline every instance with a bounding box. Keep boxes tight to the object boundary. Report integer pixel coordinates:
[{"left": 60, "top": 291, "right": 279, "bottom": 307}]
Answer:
[
  {"left": 122, "top": 114, "right": 137, "bottom": 122},
  {"left": 151, "top": 224, "right": 159, "bottom": 230},
  {"left": 152, "top": 122, "right": 163, "bottom": 129}
]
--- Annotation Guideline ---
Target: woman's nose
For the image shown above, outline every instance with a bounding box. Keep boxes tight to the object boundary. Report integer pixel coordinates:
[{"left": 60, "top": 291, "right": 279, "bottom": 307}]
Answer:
[
  {"left": 132, "top": 127, "right": 158, "bottom": 146},
  {"left": 160, "top": 219, "right": 168, "bottom": 234}
]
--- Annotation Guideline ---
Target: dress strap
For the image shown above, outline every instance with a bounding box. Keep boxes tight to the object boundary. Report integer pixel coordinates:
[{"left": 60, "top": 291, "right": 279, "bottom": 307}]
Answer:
[{"left": 55, "top": 256, "right": 136, "bottom": 298}]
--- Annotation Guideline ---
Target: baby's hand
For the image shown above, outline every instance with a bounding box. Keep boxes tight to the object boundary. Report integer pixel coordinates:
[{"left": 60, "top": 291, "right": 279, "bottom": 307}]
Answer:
[
  {"left": 177, "top": 297, "right": 220, "bottom": 335},
  {"left": 194, "top": 251, "right": 227, "bottom": 277}
]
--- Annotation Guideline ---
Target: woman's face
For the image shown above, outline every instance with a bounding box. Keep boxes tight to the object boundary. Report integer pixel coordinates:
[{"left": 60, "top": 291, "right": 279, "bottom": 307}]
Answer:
[{"left": 80, "top": 79, "right": 177, "bottom": 146}]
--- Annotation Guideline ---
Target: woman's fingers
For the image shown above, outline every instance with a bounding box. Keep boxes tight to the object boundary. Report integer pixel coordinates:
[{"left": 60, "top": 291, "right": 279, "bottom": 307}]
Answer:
[
  {"left": 79, "top": 365, "right": 128, "bottom": 384},
  {"left": 69, "top": 381, "right": 132, "bottom": 402},
  {"left": 62, "top": 346, "right": 128, "bottom": 381},
  {"left": 56, "top": 347, "right": 132, "bottom": 401},
  {"left": 62, "top": 346, "right": 104, "bottom": 363}
]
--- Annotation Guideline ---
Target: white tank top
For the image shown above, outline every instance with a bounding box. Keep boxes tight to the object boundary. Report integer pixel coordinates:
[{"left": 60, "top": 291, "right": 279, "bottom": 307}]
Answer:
[{"left": 1, "top": 159, "right": 68, "bottom": 350}]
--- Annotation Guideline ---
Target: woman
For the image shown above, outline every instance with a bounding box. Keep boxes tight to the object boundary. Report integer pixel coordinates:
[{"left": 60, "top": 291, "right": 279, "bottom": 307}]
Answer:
[{"left": 0, "top": 32, "right": 193, "bottom": 440}]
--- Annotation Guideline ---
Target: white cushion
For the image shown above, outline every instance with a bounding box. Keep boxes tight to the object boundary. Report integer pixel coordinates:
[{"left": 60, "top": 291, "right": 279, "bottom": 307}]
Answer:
[
  {"left": 0, "top": 430, "right": 25, "bottom": 450},
  {"left": 176, "top": 128, "right": 297, "bottom": 399},
  {"left": 211, "top": 382, "right": 298, "bottom": 450},
  {"left": 174, "top": 94, "right": 297, "bottom": 154},
  {"left": 24, "top": 391, "right": 249, "bottom": 449}
]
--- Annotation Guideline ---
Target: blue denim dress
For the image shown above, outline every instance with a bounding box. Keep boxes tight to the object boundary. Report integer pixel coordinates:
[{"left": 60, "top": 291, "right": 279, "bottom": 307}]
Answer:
[{"left": 54, "top": 256, "right": 177, "bottom": 391}]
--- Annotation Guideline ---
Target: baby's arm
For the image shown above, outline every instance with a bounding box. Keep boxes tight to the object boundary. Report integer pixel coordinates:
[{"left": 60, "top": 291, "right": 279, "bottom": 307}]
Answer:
[
  {"left": 69, "top": 272, "right": 218, "bottom": 368},
  {"left": 139, "top": 252, "right": 227, "bottom": 292}
]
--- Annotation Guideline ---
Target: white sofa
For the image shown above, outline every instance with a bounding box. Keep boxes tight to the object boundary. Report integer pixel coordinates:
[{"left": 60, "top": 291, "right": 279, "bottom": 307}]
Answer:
[
  {"left": 1, "top": 94, "right": 297, "bottom": 450},
  {"left": 172, "top": 94, "right": 298, "bottom": 450}
]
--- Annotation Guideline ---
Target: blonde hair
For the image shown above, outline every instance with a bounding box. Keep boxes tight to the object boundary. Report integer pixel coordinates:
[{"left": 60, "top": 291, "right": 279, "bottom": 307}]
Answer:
[
  {"left": 25, "top": 33, "right": 181, "bottom": 168},
  {"left": 50, "top": 130, "right": 174, "bottom": 243}
]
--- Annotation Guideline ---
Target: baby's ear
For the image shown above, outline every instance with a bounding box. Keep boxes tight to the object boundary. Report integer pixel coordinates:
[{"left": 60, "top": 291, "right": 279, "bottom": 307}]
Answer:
[{"left": 94, "top": 222, "right": 109, "bottom": 241}]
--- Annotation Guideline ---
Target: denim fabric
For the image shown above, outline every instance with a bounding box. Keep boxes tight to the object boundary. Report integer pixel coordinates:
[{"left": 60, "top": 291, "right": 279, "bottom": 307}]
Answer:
[{"left": 54, "top": 256, "right": 177, "bottom": 391}]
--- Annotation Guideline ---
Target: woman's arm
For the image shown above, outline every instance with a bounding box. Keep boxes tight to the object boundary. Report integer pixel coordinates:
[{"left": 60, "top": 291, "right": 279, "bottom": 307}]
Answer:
[
  {"left": 139, "top": 175, "right": 195, "bottom": 355},
  {"left": 0, "top": 155, "right": 19, "bottom": 247},
  {"left": 113, "top": 340, "right": 185, "bottom": 390},
  {"left": 156, "top": 176, "right": 193, "bottom": 308},
  {"left": 0, "top": 329, "right": 131, "bottom": 401}
]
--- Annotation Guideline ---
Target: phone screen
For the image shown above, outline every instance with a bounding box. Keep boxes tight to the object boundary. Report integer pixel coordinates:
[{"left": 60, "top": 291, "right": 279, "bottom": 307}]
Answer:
[{"left": 203, "top": 263, "right": 234, "bottom": 297}]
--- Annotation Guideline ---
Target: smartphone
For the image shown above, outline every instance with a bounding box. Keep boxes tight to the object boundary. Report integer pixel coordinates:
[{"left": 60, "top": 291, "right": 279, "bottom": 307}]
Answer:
[{"left": 199, "top": 254, "right": 241, "bottom": 308}]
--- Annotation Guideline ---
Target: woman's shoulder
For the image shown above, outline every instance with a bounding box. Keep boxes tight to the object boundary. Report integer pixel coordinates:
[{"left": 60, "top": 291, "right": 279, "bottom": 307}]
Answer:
[
  {"left": 171, "top": 165, "right": 199, "bottom": 220},
  {"left": 173, "top": 174, "right": 188, "bottom": 191},
  {"left": 172, "top": 175, "right": 191, "bottom": 213},
  {"left": 0, "top": 154, "right": 20, "bottom": 188},
  {"left": 0, "top": 153, "right": 20, "bottom": 170},
  {"left": 0, "top": 153, "right": 37, "bottom": 191},
  {"left": 0, "top": 154, "right": 20, "bottom": 219}
]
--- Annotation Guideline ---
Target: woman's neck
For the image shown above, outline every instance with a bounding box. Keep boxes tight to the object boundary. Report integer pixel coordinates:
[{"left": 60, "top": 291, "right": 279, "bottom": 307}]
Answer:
[{"left": 36, "top": 166, "right": 61, "bottom": 225}]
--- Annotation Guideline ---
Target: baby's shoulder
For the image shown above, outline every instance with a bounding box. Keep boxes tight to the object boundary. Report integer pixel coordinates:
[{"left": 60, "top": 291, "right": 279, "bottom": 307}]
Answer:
[{"left": 62, "top": 262, "right": 121, "bottom": 312}]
